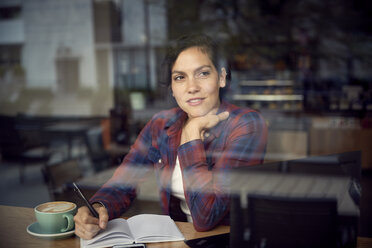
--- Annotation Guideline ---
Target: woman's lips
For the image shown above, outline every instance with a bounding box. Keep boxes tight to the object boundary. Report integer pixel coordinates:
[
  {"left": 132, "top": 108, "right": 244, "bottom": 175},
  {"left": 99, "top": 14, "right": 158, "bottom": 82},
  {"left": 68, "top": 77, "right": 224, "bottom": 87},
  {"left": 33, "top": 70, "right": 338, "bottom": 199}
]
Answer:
[{"left": 187, "top": 98, "right": 204, "bottom": 106}]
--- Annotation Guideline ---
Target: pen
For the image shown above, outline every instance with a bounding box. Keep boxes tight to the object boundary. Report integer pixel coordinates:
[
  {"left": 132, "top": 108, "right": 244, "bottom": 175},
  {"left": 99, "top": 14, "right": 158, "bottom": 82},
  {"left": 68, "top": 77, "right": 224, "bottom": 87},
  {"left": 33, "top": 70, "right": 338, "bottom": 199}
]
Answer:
[{"left": 72, "top": 182, "right": 99, "bottom": 218}]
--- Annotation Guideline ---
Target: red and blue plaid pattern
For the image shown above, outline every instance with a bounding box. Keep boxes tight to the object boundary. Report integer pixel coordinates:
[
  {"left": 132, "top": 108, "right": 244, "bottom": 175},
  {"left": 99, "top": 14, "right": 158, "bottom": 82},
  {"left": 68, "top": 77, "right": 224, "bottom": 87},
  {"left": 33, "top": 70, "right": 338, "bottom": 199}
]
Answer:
[{"left": 90, "top": 101, "right": 267, "bottom": 231}]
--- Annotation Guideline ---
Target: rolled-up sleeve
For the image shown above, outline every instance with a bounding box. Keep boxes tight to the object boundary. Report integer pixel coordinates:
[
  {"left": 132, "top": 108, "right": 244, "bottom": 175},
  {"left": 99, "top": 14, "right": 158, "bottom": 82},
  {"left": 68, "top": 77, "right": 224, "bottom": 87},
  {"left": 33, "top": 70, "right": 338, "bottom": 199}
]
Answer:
[{"left": 90, "top": 118, "right": 156, "bottom": 220}]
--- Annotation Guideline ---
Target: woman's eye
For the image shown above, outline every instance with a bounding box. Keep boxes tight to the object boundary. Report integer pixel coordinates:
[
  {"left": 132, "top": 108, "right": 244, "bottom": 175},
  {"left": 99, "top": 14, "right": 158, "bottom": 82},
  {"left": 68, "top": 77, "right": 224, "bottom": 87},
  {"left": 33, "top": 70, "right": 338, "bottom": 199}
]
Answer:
[
  {"left": 173, "top": 75, "right": 184, "bottom": 81},
  {"left": 198, "top": 71, "right": 210, "bottom": 78}
]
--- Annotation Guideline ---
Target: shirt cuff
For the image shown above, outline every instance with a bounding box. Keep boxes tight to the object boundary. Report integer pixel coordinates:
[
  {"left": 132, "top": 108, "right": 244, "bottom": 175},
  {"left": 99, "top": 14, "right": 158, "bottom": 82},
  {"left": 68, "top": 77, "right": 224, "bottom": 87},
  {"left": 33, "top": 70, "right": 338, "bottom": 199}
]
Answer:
[
  {"left": 177, "top": 139, "right": 206, "bottom": 168},
  {"left": 91, "top": 201, "right": 105, "bottom": 208}
]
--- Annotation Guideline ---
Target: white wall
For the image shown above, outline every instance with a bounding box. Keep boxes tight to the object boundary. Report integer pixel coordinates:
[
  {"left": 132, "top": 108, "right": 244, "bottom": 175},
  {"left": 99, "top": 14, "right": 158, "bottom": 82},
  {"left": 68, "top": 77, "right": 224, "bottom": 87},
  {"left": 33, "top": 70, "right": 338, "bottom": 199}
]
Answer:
[
  {"left": 0, "top": 0, "right": 24, "bottom": 44},
  {"left": 22, "top": 0, "right": 96, "bottom": 89},
  {"left": 0, "top": 20, "right": 24, "bottom": 45},
  {"left": 121, "top": 0, "right": 166, "bottom": 46},
  {"left": 148, "top": 0, "right": 167, "bottom": 46},
  {"left": 122, "top": 0, "right": 146, "bottom": 45},
  {"left": 119, "top": 0, "right": 166, "bottom": 90}
]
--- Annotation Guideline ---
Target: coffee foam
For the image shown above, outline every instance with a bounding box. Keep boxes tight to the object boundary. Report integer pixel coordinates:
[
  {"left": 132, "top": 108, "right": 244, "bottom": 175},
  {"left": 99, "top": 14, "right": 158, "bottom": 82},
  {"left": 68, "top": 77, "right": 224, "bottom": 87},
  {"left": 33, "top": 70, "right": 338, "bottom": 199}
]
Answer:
[{"left": 37, "top": 202, "right": 75, "bottom": 213}]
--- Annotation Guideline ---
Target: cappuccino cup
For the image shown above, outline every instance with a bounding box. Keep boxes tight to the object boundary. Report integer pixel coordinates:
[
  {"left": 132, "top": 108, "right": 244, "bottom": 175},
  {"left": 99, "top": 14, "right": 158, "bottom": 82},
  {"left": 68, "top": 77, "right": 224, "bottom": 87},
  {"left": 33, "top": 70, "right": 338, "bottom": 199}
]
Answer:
[{"left": 35, "top": 201, "right": 77, "bottom": 234}]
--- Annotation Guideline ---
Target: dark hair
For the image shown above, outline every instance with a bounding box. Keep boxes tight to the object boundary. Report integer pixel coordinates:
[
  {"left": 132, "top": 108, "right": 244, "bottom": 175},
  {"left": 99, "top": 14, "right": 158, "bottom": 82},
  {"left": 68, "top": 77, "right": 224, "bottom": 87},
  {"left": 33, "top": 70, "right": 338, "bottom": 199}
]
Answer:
[{"left": 161, "top": 33, "right": 229, "bottom": 88}]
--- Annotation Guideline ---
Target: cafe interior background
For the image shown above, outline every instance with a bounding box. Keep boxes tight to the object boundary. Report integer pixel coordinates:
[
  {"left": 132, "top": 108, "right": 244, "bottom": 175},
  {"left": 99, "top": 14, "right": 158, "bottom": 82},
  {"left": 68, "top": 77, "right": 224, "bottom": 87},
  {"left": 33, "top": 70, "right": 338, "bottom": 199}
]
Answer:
[{"left": 0, "top": 0, "right": 371, "bottom": 238}]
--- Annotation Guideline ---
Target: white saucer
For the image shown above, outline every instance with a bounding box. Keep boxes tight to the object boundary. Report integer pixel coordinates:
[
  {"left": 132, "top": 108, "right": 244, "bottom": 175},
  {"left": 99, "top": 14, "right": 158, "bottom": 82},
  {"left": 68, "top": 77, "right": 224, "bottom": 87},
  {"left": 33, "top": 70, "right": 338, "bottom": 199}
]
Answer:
[{"left": 27, "top": 222, "right": 75, "bottom": 240}]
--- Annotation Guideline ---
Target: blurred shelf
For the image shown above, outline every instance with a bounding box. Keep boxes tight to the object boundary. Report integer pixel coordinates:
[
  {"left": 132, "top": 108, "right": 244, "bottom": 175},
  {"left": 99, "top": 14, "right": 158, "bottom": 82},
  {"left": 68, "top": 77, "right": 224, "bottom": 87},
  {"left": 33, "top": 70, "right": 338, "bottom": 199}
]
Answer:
[
  {"left": 239, "top": 79, "right": 294, "bottom": 87},
  {"left": 232, "top": 94, "right": 304, "bottom": 101},
  {"left": 233, "top": 72, "right": 304, "bottom": 112}
]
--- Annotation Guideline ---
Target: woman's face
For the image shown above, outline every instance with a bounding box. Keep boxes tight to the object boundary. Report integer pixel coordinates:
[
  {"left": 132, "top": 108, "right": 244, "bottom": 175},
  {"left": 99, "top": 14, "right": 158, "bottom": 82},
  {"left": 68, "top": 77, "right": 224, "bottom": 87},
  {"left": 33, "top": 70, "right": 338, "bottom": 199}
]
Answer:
[{"left": 171, "top": 46, "right": 226, "bottom": 119}]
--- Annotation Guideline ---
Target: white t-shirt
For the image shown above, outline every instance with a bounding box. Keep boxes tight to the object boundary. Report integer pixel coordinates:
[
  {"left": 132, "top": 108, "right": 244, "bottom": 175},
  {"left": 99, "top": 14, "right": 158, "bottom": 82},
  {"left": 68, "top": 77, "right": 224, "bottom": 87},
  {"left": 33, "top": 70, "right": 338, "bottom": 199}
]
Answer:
[{"left": 171, "top": 157, "right": 192, "bottom": 222}]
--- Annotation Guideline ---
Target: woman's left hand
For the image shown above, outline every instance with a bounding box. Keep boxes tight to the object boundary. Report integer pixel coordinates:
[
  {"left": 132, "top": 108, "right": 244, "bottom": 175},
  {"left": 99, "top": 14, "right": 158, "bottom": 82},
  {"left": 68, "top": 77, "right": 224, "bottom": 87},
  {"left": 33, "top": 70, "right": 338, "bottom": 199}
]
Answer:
[{"left": 181, "top": 111, "right": 229, "bottom": 145}]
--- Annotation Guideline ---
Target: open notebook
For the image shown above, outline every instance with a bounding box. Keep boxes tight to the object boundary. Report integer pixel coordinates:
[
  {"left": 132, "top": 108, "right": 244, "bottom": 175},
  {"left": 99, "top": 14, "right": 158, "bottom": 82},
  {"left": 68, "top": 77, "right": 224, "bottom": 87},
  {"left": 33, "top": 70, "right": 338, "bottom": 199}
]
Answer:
[{"left": 80, "top": 214, "right": 185, "bottom": 248}]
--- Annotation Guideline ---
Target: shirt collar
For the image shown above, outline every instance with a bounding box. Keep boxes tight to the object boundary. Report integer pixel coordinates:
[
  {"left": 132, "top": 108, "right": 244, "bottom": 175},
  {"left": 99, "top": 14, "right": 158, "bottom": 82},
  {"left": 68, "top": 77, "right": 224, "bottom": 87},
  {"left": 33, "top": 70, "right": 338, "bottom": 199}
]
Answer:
[{"left": 165, "top": 108, "right": 187, "bottom": 136}]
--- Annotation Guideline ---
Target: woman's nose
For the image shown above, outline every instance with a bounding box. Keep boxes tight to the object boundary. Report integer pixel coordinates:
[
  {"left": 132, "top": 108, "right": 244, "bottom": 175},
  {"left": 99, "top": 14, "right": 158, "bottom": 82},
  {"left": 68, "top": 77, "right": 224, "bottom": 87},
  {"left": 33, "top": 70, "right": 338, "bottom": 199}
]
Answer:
[{"left": 187, "top": 79, "right": 200, "bottom": 93}]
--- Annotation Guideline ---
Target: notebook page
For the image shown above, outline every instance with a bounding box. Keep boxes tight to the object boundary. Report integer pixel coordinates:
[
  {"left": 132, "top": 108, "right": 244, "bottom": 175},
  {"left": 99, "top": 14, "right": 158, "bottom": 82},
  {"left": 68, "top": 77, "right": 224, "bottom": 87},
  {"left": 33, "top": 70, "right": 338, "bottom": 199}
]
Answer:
[
  {"left": 81, "top": 218, "right": 134, "bottom": 248},
  {"left": 127, "top": 214, "right": 184, "bottom": 243}
]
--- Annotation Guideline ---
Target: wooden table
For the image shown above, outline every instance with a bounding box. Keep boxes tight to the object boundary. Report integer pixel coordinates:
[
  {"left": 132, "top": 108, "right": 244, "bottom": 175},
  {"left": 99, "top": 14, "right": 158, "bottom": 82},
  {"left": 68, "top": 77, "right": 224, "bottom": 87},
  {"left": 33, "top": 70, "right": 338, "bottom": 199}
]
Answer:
[
  {"left": 0, "top": 205, "right": 229, "bottom": 248},
  {"left": 1, "top": 205, "right": 371, "bottom": 248}
]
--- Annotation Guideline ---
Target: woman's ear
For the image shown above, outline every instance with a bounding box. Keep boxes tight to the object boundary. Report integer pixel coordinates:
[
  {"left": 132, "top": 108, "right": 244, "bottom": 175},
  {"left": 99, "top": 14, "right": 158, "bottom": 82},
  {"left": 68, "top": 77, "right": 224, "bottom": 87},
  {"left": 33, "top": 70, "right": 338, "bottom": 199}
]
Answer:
[{"left": 219, "top": 67, "right": 227, "bottom": 88}]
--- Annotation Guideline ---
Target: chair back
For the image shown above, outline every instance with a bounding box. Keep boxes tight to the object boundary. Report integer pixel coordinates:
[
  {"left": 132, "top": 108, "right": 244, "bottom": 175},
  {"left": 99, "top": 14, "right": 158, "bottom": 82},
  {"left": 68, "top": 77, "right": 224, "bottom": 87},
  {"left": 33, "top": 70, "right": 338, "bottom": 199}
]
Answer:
[
  {"left": 42, "top": 159, "right": 82, "bottom": 201},
  {"left": 247, "top": 194, "right": 338, "bottom": 248},
  {"left": 85, "top": 127, "right": 110, "bottom": 171},
  {"left": 0, "top": 116, "right": 26, "bottom": 158}
]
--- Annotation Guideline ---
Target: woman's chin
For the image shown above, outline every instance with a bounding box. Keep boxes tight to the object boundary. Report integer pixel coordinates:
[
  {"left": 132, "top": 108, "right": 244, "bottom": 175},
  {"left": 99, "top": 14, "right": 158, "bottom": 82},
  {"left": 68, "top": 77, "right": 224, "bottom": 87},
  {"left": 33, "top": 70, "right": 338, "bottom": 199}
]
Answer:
[{"left": 187, "top": 111, "right": 208, "bottom": 119}]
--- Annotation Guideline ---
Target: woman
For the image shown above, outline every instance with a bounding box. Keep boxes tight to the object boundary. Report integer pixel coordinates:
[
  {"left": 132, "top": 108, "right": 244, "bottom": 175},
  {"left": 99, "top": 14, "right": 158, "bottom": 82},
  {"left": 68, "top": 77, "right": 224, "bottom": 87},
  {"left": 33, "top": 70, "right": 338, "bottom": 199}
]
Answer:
[{"left": 74, "top": 34, "right": 267, "bottom": 239}]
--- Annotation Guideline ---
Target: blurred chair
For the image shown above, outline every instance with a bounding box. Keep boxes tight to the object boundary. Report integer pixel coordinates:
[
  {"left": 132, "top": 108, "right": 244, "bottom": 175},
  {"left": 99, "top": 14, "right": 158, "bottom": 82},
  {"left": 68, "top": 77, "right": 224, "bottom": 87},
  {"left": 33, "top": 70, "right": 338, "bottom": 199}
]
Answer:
[
  {"left": 0, "top": 115, "right": 51, "bottom": 183},
  {"left": 42, "top": 159, "right": 82, "bottom": 202},
  {"left": 286, "top": 152, "right": 358, "bottom": 177},
  {"left": 84, "top": 126, "right": 111, "bottom": 172},
  {"left": 286, "top": 151, "right": 362, "bottom": 206},
  {"left": 247, "top": 194, "right": 339, "bottom": 248}
]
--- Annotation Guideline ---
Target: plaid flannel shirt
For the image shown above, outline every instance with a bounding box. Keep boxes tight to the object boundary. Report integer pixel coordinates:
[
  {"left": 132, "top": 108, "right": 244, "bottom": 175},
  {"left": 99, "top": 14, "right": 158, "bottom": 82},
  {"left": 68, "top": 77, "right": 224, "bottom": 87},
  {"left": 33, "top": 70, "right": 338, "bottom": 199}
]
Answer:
[{"left": 90, "top": 101, "right": 267, "bottom": 231}]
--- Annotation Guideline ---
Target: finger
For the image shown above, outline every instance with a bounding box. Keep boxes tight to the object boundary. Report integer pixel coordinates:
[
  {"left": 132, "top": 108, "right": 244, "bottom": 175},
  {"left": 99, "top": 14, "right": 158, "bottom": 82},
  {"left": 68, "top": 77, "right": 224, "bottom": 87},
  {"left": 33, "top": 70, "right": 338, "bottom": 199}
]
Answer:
[
  {"left": 74, "top": 228, "right": 87, "bottom": 239},
  {"left": 217, "top": 111, "right": 229, "bottom": 121},
  {"left": 74, "top": 206, "right": 103, "bottom": 240},
  {"left": 83, "top": 223, "right": 101, "bottom": 233},
  {"left": 203, "top": 115, "right": 221, "bottom": 129},
  {"left": 75, "top": 216, "right": 101, "bottom": 239},
  {"left": 203, "top": 111, "right": 229, "bottom": 130},
  {"left": 78, "top": 206, "right": 100, "bottom": 224},
  {"left": 75, "top": 225, "right": 99, "bottom": 240},
  {"left": 97, "top": 206, "right": 109, "bottom": 229},
  {"left": 74, "top": 206, "right": 99, "bottom": 225},
  {"left": 75, "top": 221, "right": 100, "bottom": 233}
]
